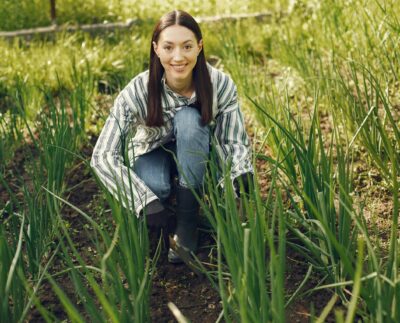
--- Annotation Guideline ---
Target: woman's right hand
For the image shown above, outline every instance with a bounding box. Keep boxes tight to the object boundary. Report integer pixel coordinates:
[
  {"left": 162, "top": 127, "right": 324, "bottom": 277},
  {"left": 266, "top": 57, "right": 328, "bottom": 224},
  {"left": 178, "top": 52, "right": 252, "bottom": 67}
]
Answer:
[{"left": 143, "top": 200, "right": 176, "bottom": 233}]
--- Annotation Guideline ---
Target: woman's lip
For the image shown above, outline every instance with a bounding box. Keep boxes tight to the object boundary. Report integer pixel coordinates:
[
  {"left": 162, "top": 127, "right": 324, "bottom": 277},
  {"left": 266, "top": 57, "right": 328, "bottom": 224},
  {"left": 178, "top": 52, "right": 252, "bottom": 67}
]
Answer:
[{"left": 171, "top": 64, "right": 187, "bottom": 71}]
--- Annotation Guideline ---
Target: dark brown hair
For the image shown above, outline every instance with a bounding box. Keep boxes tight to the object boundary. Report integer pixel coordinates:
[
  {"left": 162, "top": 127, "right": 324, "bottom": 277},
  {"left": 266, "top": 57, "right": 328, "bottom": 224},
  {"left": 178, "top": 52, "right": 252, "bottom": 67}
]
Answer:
[{"left": 146, "top": 10, "right": 213, "bottom": 127}]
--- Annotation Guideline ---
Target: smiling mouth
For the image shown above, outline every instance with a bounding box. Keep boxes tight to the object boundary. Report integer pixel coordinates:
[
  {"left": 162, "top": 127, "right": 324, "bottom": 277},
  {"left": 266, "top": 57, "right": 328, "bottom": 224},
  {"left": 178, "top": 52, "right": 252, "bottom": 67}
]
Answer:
[{"left": 171, "top": 64, "right": 187, "bottom": 72}]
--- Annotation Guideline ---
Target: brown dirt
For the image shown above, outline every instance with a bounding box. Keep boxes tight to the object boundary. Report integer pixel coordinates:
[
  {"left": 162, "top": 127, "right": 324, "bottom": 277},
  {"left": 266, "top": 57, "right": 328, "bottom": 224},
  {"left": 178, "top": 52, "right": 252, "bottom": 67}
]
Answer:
[
  {"left": 0, "top": 137, "right": 334, "bottom": 322},
  {"left": 2, "top": 138, "right": 222, "bottom": 323},
  {"left": 0, "top": 103, "right": 395, "bottom": 322}
]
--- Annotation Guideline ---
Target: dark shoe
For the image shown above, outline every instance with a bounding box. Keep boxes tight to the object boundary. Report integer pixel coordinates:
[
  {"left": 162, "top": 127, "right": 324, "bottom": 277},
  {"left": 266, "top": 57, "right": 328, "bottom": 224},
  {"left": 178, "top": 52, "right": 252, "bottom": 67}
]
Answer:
[{"left": 168, "top": 186, "right": 200, "bottom": 263}]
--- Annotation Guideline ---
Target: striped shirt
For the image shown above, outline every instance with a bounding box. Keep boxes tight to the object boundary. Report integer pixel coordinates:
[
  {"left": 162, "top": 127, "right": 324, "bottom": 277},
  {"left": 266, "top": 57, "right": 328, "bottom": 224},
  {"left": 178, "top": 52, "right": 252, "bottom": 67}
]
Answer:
[{"left": 91, "top": 63, "right": 253, "bottom": 215}]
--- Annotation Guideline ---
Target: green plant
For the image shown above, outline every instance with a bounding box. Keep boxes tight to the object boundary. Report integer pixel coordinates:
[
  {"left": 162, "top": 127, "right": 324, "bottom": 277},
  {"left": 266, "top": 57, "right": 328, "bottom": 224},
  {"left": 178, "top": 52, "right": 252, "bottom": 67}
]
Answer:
[
  {"left": 42, "top": 161, "right": 158, "bottom": 322},
  {"left": 197, "top": 150, "right": 286, "bottom": 322}
]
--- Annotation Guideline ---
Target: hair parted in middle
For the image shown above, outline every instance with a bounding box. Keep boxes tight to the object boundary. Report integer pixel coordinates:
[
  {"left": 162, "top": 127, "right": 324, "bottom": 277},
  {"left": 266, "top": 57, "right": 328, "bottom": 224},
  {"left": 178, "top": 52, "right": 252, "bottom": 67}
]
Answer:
[{"left": 147, "top": 10, "right": 213, "bottom": 127}]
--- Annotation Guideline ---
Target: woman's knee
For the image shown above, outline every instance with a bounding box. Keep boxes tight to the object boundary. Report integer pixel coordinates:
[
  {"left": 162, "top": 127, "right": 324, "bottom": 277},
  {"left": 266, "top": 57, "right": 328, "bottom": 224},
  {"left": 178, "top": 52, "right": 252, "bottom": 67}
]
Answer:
[
  {"left": 150, "top": 181, "right": 171, "bottom": 201},
  {"left": 137, "top": 172, "right": 171, "bottom": 201},
  {"left": 133, "top": 153, "right": 172, "bottom": 202},
  {"left": 173, "top": 107, "right": 209, "bottom": 142}
]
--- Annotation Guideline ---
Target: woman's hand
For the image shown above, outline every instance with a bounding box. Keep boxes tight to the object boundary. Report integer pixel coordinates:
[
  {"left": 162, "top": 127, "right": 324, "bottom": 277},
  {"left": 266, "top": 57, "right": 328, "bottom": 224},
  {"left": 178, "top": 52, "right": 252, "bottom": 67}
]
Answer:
[
  {"left": 143, "top": 200, "right": 176, "bottom": 250},
  {"left": 144, "top": 200, "right": 175, "bottom": 231},
  {"left": 233, "top": 172, "right": 253, "bottom": 197}
]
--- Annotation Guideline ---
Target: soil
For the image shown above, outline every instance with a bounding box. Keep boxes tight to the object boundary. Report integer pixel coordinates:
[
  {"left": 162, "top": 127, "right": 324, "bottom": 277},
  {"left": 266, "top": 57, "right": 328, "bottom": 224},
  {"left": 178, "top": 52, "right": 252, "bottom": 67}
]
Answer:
[
  {"left": 0, "top": 139, "right": 336, "bottom": 323},
  {"left": 1, "top": 138, "right": 224, "bottom": 323},
  {"left": 0, "top": 100, "right": 394, "bottom": 323}
]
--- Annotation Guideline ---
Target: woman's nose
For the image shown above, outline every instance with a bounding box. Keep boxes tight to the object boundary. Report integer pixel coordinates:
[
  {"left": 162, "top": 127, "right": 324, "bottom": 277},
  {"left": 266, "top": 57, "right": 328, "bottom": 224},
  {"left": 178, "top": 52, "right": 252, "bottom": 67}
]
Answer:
[{"left": 172, "top": 48, "right": 184, "bottom": 60}]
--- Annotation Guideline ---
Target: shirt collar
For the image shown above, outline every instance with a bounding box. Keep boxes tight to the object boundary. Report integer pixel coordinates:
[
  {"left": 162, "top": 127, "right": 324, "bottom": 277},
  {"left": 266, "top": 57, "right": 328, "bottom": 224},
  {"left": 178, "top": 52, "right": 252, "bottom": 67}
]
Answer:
[
  {"left": 161, "top": 72, "right": 167, "bottom": 85},
  {"left": 161, "top": 73, "right": 174, "bottom": 94},
  {"left": 161, "top": 72, "right": 196, "bottom": 101}
]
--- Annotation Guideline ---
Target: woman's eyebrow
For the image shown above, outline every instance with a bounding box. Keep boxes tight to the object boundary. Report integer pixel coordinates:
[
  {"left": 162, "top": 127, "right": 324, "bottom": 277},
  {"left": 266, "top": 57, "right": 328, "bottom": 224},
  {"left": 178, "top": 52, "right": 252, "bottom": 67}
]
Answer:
[{"left": 162, "top": 40, "right": 194, "bottom": 44}]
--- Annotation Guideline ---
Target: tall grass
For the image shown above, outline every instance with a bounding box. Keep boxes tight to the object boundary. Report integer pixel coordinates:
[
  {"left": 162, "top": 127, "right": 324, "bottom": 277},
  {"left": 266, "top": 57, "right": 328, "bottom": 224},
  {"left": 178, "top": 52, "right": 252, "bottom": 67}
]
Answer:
[
  {"left": 42, "top": 164, "right": 158, "bottom": 322},
  {"left": 0, "top": 211, "right": 58, "bottom": 322},
  {"left": 0, "top": 215, "right": 26, "bottom": 321},
  {"left": 0, "top": 108, "right": 22, "bottom": 170},
  {"left": 196, "top": 150, "right": 285, "bottom": 322},
  {"left": 332, "top": 56, "right": 400, "bottom": 323},
  {"left": 0, "top": 58, "right": 95, "bottom": 320},
  {"left": 249, "top": 87, "right": 399, "bottom": 321},
  {"left": 250, "top": 91, "right": 358, "bottom": 295},
  {"left": 238, "top": 1, "right": 400, "bottom": 318},
  {"left": 1, "top": 0, "right": 399, "bottom": 320},
  {"left": 11, "top": 77, "right": 81, "bottom": 275}
]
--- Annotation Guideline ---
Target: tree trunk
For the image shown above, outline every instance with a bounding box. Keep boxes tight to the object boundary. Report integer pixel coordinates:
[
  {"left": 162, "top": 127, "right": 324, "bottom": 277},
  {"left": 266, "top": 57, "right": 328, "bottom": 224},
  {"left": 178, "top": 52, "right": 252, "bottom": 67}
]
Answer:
[{"left": 50, "top": 0, "right": 56, "bottom": 25}]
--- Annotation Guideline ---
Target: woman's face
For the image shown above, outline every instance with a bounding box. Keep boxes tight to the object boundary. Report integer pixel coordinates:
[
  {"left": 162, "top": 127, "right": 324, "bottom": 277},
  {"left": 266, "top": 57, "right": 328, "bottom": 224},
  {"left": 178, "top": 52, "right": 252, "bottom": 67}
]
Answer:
[{"left": 153, "top": 24, "right": 203, "bottom": 87}]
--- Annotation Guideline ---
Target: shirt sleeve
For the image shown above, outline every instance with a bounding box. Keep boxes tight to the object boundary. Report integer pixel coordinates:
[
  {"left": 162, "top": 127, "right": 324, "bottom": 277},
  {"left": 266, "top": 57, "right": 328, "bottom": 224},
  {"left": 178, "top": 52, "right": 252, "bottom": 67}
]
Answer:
[
  {"left": 90, "top": 92, "right": 158, "bottom": 216},
  {"left": 213, "top": 75, "right": 254, "bottom": 182}
]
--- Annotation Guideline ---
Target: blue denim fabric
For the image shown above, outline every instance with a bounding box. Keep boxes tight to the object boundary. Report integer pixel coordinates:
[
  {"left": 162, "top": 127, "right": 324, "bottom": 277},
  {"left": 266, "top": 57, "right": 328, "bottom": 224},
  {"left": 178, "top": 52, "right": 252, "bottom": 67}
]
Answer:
[{"left": 134, "top": 107, "right": 209, "bottom": 202}]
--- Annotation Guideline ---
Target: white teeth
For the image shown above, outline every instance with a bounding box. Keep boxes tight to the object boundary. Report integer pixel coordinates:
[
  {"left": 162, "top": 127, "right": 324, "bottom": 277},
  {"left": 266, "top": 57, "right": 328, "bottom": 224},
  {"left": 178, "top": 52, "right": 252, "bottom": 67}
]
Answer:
[{"left": 172, "top": 64, "right": 186, "bottom": 72}]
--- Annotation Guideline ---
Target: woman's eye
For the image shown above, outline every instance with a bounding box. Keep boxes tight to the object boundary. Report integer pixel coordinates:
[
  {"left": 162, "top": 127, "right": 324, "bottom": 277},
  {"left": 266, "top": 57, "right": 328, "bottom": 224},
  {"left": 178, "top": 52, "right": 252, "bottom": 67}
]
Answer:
[
  {"left": 163, "top": 46, "right": 172, "bottom": 51},
  {"left": 184, "top": 45, "right": 193, "bottom": 50}
]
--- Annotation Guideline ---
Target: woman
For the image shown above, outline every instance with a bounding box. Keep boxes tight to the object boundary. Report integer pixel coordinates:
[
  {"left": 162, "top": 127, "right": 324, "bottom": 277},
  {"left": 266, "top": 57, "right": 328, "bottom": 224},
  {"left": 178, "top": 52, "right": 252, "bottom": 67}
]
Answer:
[{"left": 91, "top": 10, "right": 253, "bottom": 263}]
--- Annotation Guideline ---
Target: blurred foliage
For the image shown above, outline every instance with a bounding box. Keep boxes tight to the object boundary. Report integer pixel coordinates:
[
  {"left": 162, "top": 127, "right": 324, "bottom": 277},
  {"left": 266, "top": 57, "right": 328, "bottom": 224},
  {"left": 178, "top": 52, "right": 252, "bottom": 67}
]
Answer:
[{"left": 0, "top": 0, "right": 286, "bottom": 31}]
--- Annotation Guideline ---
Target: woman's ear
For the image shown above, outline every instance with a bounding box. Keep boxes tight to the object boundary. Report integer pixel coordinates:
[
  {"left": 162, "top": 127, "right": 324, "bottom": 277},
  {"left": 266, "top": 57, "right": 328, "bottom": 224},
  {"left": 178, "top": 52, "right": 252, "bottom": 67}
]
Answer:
[
  {"left": 152, "top": 41, "right": 159, "bottom": 56},
  {"left": 198, "top": 39, "right": 203, "bottom": 54}
]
